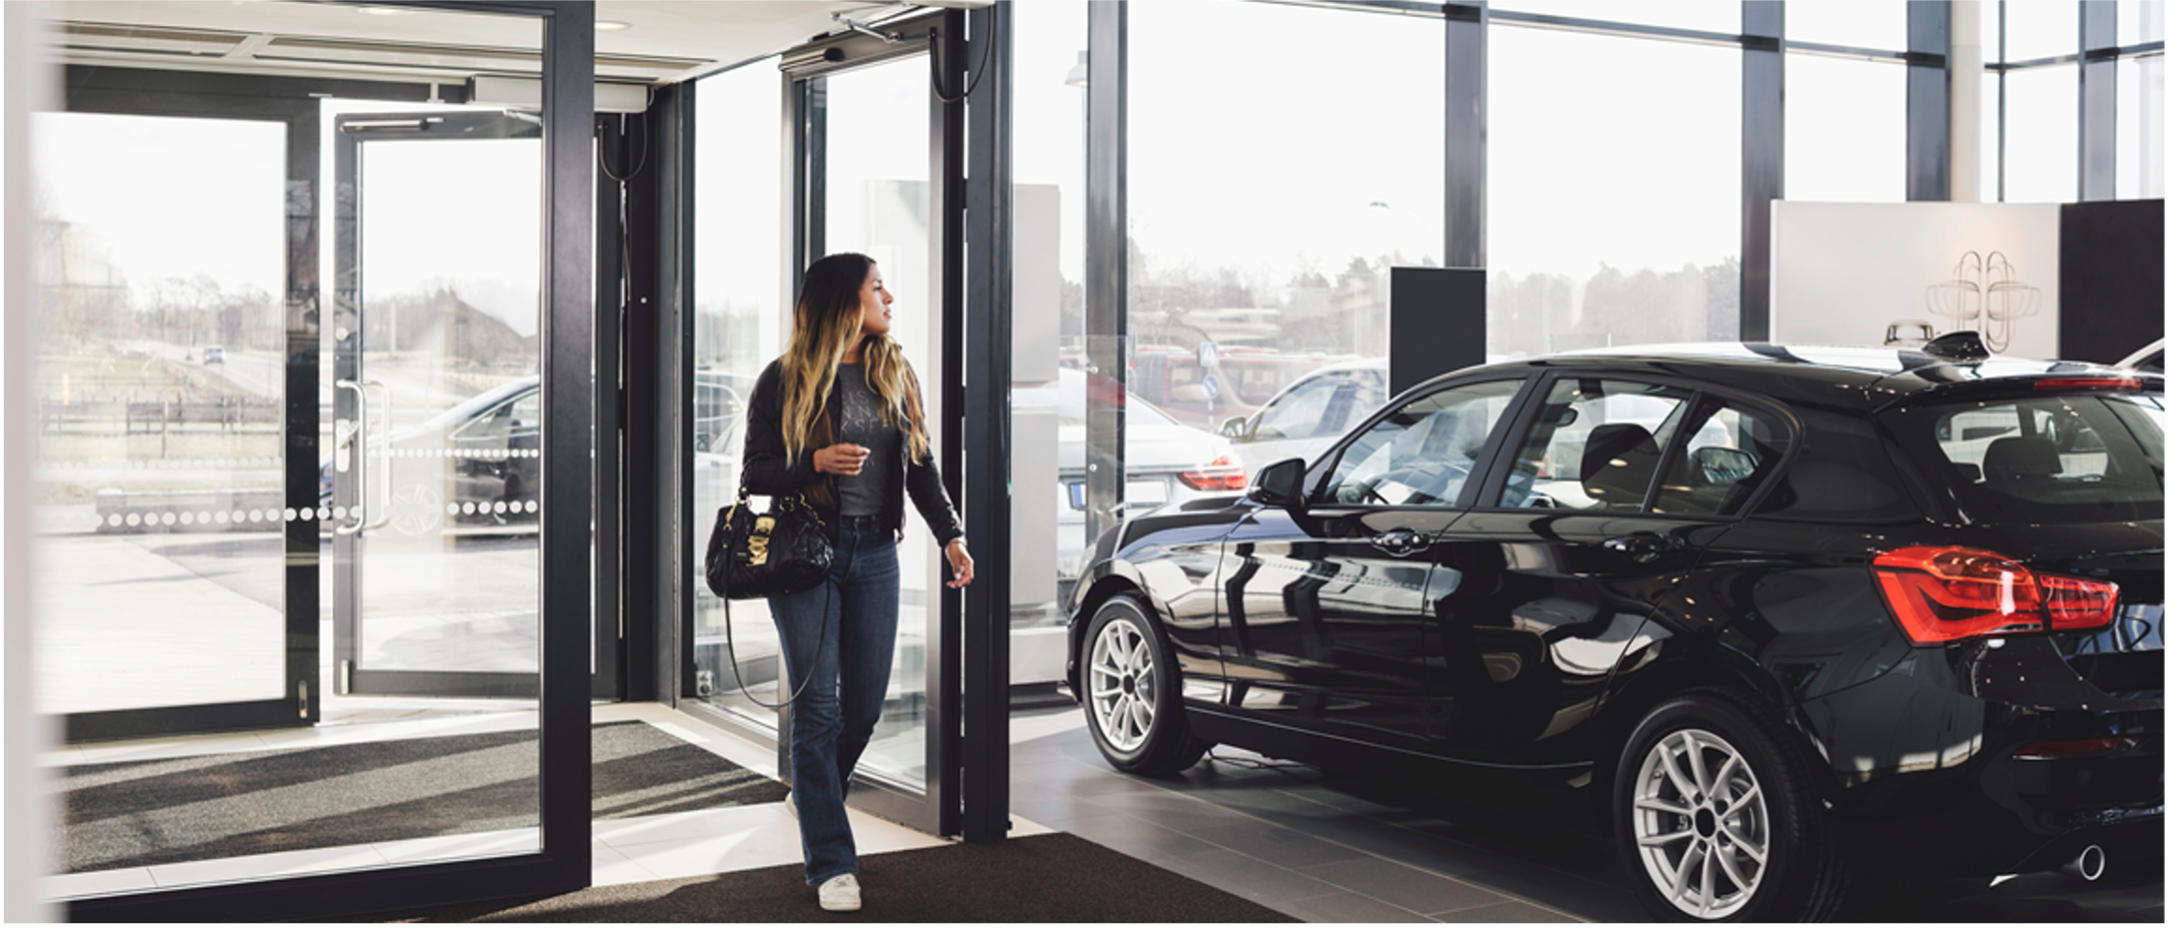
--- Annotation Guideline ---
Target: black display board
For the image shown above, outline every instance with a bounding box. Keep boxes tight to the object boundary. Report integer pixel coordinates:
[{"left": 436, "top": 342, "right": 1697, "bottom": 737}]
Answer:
[
  {"left": 1389, "top": 267, "right": 1487, "bottom": 397},
  {"left": 2059, "top": 199, "right": 2164, "bottom": 364}
]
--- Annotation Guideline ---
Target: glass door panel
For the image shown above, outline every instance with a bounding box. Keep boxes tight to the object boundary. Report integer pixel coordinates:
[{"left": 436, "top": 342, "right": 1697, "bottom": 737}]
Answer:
[
  {"left": 817, "top": 57, "right": 938, "bottom": 795},
  {"left": 691, "top": 57, "right": 788, "bottom": 733},
  {"left": 332, "top": 112, "right": 543, "bottom": 698},
  {"left": 30, "top": 111, "right": 302, "bottom": 733}
]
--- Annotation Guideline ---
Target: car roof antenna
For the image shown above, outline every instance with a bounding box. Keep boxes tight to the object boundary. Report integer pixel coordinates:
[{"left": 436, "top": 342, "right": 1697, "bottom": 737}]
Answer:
[{"left": 1921, "top": 330, "right": 1992, "bottom": 363}]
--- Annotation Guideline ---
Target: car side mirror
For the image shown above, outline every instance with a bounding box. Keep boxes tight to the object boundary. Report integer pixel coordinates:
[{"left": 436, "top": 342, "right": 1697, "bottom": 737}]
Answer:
[
  {"left": 1219, "top": 416, "right": 1249, "bottom": 440},
  {"left": 1247, "top": 457, "right": 1306, "bottom": 508}
]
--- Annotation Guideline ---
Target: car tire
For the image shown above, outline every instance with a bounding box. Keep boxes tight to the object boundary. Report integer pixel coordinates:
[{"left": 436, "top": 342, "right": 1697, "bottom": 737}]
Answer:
[
  {"left": 1081, "top": 594, "right": 1209, "bottom": 776},
  {"left": 1614, "top": 691, "right": 1845, "bottom": 922}
]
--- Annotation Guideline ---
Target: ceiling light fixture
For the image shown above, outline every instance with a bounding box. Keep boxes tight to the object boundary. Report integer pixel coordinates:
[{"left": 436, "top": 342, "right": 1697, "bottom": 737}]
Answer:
[
  {"left": 356, "top": 6, "right": 414, "bottom": 15},
  {"left": 595, "top": 20, "right": 631, "bottom": 31}
]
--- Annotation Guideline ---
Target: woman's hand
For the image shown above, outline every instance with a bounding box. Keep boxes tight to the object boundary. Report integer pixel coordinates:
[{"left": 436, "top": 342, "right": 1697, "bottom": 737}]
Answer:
[
  {"left": 813, "top": 443, "right": 870, "bottom": 476},
  {"left": 944, "top": 538, "right": 974, "bottom": 588}
]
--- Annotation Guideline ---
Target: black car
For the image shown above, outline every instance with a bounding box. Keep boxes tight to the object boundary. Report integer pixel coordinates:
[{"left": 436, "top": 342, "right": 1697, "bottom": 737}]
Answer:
[
  {"left": 1065, "top": 335, "right": 2163, "bottom": 921},
  {"left": 319, "top": 377, "right": 543, "bottom": 536}
]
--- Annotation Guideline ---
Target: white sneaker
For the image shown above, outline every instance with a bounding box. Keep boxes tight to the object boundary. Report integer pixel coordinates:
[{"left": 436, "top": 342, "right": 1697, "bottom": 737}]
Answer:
[
  {"left": 818, "top": 873, "right": 861, "bottom": 912},
  {"left": 785, "top": 789, "right": 797, "bottom": 820}
]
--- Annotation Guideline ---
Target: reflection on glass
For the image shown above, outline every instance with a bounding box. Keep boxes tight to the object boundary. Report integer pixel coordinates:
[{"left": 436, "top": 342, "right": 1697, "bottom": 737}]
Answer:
[
  {"left": 1488, "top": 25, "right": 1740, "bottom": 356},
  {"left": 31, "top": 112, "right": 287, "bottom": 714},
  {"left": 2005, "top": 64, "right": 2080, "bottom": 202},
  {"left": 1130, "top": 0, "right": 1438, "bottom": 525},
  {"left": 2118, "top": 55, "right": 2166, "bottom": 199},
  {"left": 1786, "top": 55, "right": 1907, "bottom": 203},
  {"left": 691, "top": 58, "right": 785, "bottom": 732},
  {"left": 821, "top": 56, "right": 935, "bottom": 791}
]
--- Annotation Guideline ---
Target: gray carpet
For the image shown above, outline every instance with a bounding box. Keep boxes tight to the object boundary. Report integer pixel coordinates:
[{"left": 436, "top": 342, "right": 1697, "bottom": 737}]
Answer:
[
  {"left": 62, "top": 721, "right": 788, "bottom": 873},
  {"left": 349, "top": 832, "right": 1299, "bottom": 923}
]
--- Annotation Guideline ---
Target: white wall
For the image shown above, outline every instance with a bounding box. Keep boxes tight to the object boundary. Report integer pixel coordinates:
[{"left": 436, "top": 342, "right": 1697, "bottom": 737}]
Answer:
[
  {"left": 1771, "top": 201, "right": 2062, "bottom": 359},
  {"left": 4, "top": 0, "right": 60, "bottom": 920}
]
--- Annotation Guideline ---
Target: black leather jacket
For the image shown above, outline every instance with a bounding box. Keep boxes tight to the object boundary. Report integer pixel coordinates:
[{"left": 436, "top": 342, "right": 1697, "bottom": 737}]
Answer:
[{"left": 741, "top": 359, "right": 964, "bottom": 547}]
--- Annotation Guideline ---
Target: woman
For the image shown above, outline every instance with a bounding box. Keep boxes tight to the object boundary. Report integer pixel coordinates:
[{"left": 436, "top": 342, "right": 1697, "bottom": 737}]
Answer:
[{"left": 741, "top": 252, "right": 974, "bottom": 913}]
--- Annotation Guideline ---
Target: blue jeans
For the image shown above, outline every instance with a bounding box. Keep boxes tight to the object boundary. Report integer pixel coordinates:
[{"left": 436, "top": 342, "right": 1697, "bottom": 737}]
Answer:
[{"left": 767, "top": 516, "right": 899, "bottom": 886}]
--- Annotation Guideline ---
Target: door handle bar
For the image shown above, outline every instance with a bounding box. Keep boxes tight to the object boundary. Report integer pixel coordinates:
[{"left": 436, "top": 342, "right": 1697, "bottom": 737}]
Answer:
[
  {"left": 360, "top": 380, "right": 393, "bottom": 531},
  {"left": 334, "top": 380, "right": 367, "bottom": 535}
]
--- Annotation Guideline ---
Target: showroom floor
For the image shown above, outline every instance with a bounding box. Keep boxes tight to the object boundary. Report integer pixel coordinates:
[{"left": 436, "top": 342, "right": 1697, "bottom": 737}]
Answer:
[
  {"left": 47, "top": 699, "right": 2160, "bottom": 921},
  {"left": 1005, "top": 703, "right": 2165, "bottom": 923}
]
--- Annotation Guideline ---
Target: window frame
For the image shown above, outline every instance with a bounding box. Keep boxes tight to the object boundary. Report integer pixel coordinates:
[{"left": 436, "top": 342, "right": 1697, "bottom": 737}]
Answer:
[{"left": 1463, "top": 368, "right": 1804, "bottom": 520}]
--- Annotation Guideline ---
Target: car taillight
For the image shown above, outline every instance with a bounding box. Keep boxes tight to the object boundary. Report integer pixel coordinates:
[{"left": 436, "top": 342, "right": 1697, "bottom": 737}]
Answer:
[
  {"left": 1178, "top": 456, "right": 1247, "bottom": 492},
  {"left": 1872, "top": 546, "right": 2120, "bottom": 644},
  {"left": 2034, "top": 376, "right": 2142, "bottom": 391}
]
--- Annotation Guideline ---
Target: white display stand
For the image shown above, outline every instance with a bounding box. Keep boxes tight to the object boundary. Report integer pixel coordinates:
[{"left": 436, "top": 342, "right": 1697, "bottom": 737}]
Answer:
[{"left": 1771, "top": 201, "right": 2061, "bottom": 358}]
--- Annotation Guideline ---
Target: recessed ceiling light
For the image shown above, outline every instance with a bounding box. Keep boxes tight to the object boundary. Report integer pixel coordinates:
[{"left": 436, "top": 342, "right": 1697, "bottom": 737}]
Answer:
[
  {"left": 595, "top": 20, "right": 632, "bottom": 31},
  {"left": 356, "top": 6, "right": 414, "bottom": 15}
]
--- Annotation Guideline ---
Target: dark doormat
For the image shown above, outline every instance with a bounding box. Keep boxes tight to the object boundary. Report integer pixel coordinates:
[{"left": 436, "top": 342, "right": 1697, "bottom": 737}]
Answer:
[
  {"left": 349, "top": 832, "right": 1297, "bottom": 923},
  {"left": 62, "top": 721, "right": 787, "bottom": 873}
]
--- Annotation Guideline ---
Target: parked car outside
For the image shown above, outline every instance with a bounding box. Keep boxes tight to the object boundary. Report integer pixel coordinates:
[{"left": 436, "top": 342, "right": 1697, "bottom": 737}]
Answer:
[
  {"left": 2118, "top": 338, "right": 2164, "bottom": 374},
  {"left": 1218, "top": 357, "right": 1388, "bottom": 471},
  {"left": 1034, "top": 366, "right": 1245, "bottom": 584},
  {"left": 1065, "top": 337, "right": 2163, "bottom": 921},
  {"left": 320, "top": 376, "right": 541, "bottom": 536}
]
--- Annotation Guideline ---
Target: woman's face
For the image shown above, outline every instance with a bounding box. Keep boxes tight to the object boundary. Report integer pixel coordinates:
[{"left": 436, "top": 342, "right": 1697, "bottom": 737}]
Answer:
[{"left": 856, "top": 263, "right": 893, "bottom": 339}]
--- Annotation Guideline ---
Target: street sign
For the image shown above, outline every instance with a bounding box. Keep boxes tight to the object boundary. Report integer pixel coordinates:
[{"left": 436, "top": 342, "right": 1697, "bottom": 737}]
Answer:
[
  {"left": 1201, "top": 373, "right": 1221, "bottom": 400},
  {"left": 1197, "top": 341, "right": 1220, "bottom": 368}
]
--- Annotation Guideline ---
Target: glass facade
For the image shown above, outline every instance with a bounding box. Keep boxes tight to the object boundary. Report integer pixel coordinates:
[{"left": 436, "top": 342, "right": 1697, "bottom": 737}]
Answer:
[
  {"left": 1488, "top": 24, "right": 1740, "bottom": 357},
  {"left": 1128, "top": 0, "right": 1441, "bottom": 496},
  {"left": 1786, "top": 55, "right": 1909, "bottom": 203},
  {"left": 2005, "top": 64, "right": 2081, "bottom": 201},
  {"left": 1786, "top": 1, "right": 1908, "bottom": 49}
]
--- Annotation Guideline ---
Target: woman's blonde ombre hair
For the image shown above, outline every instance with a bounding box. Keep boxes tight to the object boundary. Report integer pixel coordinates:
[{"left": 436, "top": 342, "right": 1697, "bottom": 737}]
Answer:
[{"left": 777, "top": 253, "right": 930, "bottom": 474}]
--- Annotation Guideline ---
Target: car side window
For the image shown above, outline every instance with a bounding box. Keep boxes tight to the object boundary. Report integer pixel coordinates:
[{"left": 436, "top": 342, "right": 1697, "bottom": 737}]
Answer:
[
  {"left": 507, "top": 391, "right": 541, "bottom": 440},
  {"left": 1498, "top": 378, "right": 1695, "bottom": 511},
  {"left": 1650, "top": 398, "right": 1792, "bottom": 517},
  {"left": 1320, "top": 380, "right": 1522, "bottom": 507},
  {"left": 1254, "top": 376, "right": 1341, "bottom": 440}
]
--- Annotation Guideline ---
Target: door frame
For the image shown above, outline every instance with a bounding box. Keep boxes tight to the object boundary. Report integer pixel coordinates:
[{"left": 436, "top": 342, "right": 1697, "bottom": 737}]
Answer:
[
  {"left": 774, "top": 9, "right": 958, "bottom": 838},
  {"left": 54, "top": 72, "right": 322, "bottom": 745},
  {"left": 330, "top": 108, "right": 545, "bottom": 701},
  {"left": 64, "top": 0, "right": 596, "bottom": 919}
]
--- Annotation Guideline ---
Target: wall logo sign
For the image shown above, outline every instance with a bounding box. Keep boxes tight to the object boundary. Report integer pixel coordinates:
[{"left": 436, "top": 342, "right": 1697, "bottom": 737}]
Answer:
[{"left": 1925, "top": 250, "right": 2040, "bottom": 353}]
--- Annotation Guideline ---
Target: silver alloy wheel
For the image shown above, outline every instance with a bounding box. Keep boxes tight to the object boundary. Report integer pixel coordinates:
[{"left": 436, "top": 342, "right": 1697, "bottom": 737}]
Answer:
[
  {"left": 1087, "top": 615, "right": 1156, "bottom": 753},
  {"left": 1631, "top": 727, "right": 1770, "bottom": 919}
]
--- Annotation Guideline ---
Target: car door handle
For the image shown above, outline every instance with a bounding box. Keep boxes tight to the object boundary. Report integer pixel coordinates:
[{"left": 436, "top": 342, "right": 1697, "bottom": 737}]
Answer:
[
  {"left": 1603, "top": 533, "right": 1675, "bottom": 563},
  {"left": 1368, "top": 528, "right": 1431, "bottom": 557}
]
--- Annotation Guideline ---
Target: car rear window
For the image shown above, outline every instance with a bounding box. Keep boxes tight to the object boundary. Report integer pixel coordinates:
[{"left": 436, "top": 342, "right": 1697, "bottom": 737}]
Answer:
[{"left": 1881, "top": 391, "right": 2165, "bottom": 524}]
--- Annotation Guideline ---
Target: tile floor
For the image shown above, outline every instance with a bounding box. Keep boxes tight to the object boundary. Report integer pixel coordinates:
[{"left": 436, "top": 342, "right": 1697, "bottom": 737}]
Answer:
[
  {"left": 44, "top": 698, "right": 2163, "bottom": 923},
  {"left": 1003, "top": 702, "right": 2165, "bottom": 924}
]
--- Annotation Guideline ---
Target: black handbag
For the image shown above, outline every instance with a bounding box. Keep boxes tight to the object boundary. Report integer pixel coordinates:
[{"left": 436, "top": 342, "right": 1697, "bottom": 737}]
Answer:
[{"left": 704, "top": 485, "right": 833, "bottom": 600}]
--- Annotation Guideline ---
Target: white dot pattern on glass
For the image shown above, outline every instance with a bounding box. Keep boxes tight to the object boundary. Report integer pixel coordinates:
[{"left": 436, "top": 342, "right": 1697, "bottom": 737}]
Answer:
[{"left": 89, "top": 500, "right": 544, "bottom": 530}]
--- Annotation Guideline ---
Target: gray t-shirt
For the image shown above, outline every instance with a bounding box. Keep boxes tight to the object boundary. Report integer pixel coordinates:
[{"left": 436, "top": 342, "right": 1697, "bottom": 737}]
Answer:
[{"left": 834, "top": 363, "right": 900, "bottom": 518}]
